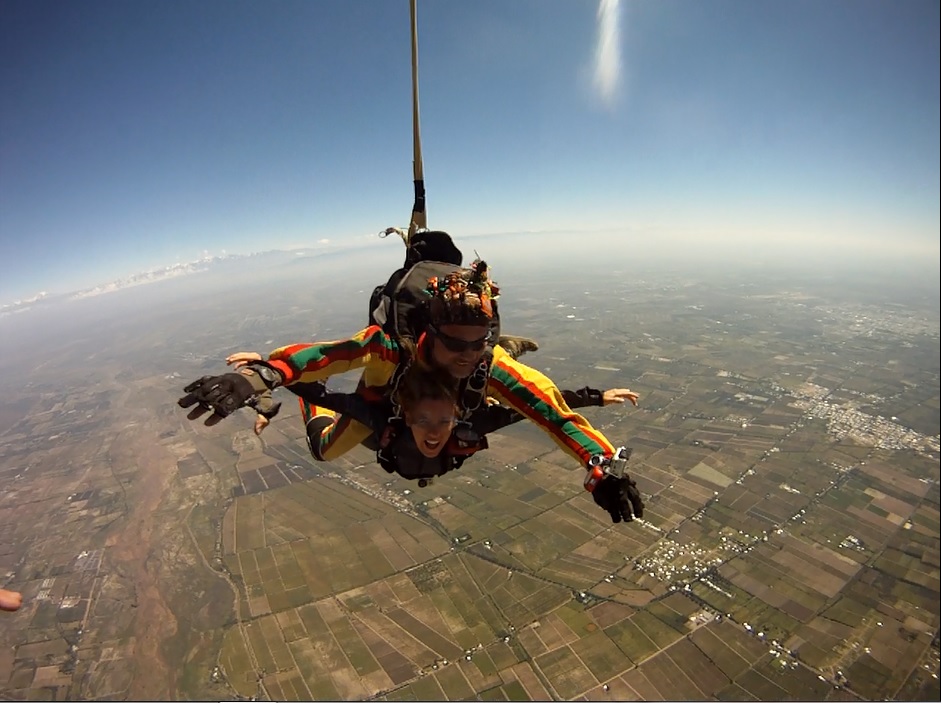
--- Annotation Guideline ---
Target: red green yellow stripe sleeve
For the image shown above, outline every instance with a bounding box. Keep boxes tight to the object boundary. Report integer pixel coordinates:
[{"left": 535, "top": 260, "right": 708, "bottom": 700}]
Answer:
[
  {"left": 266, "top": 325, "right": 402, "bottom": 387},
  {"left": 486, "top": 348, "right": 616, "bottom": 466}
]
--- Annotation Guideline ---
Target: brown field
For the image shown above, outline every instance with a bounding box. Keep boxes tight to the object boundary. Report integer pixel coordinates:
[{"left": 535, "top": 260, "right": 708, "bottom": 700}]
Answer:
[{"left": 2, "top": 260, "right": 938, "bottom": 701}]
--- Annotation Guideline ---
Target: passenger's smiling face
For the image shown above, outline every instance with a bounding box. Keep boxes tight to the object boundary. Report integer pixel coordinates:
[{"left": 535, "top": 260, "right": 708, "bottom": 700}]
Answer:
[{"left": 405, "top": 397, "right": 459, "bottom": 458}]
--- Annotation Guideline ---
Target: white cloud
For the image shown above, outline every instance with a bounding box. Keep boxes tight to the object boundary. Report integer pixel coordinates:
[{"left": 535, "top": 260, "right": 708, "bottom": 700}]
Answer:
[{"left": 593, "top": 0, "right": 621, "bottom": 108}]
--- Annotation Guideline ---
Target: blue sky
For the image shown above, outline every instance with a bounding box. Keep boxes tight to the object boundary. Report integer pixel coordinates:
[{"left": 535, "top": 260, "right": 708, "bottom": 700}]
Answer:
[{"left": 1, "top": 0, "right": 938, "bottom": 301}]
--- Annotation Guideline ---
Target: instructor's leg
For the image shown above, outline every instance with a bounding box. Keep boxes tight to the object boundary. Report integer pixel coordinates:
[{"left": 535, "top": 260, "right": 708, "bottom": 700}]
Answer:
[{"left": 497, "top": 335, "right": 539, "bottom": 359}]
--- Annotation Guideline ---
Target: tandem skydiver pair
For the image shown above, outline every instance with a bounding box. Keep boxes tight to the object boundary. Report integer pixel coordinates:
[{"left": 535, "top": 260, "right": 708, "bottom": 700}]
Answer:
[{"left": 178, "top": 231, "right": 644, "bottom": 524}]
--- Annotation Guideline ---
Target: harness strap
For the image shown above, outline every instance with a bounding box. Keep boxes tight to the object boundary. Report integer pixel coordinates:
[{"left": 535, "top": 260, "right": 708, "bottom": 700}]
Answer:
[
  {"left": 458, "top": 348, "right": 493, "bottom": 420},
  {"left": 376, "top": 420, "right": 404, "bottom": 474},
  {"left": 386, "top": 345, "right": 414, "bottom": 420}
]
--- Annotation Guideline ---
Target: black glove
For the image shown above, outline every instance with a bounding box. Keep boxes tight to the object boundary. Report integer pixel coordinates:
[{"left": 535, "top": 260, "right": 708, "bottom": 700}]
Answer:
[
  {"left": 178, "top": 372, "right": 268, "bottom": 425},
  {"left": 592, "top": 474, "right": 644, "bottom": 523}
]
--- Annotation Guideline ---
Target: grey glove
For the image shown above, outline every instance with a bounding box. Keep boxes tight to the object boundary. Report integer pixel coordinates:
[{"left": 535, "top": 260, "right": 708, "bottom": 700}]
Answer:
[{"left": 248, "top": 389, "right": 282, "bottom": 420}]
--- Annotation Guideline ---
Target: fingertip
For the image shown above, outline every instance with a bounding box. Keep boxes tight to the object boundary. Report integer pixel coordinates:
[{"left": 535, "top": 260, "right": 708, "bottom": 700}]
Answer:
[{"left": 186, "top": 406, "right": 206, "bottom": 421}]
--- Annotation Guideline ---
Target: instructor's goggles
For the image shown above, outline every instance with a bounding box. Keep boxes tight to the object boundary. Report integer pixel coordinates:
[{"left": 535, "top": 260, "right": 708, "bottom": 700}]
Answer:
[{"left": 430, "top": 327, "right": 491, "bottom": 353}]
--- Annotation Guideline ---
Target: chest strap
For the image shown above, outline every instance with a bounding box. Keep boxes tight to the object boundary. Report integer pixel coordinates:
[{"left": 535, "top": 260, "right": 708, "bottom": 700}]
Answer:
[{"left": 458, "top": 348, "right": 492, "bottom": 420}]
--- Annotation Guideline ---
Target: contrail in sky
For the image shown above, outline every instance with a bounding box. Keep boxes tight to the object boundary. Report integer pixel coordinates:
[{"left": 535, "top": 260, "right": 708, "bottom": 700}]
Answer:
[{"left": 593, "top": 0, "right": 621, "bottom": 107}]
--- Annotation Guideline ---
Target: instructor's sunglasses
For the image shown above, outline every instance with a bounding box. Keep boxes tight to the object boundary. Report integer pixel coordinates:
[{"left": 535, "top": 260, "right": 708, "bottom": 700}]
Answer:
[{"left": 430, "top": 327, "right": 491, "bottom": 353}]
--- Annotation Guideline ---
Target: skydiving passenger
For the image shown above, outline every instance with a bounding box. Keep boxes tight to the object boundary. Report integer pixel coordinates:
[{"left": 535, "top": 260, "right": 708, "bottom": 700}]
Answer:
[
  {"left": 296, "top": 365, "right": 642, "bottom": 522},
  {"left": 178, "top": 260, "right": 645, "bottom": 523}
]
